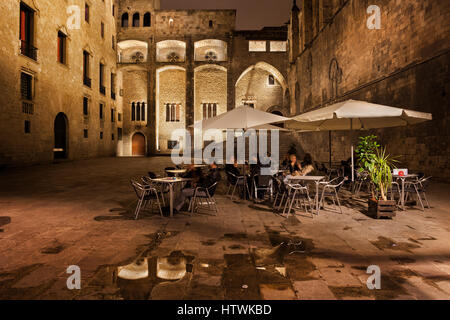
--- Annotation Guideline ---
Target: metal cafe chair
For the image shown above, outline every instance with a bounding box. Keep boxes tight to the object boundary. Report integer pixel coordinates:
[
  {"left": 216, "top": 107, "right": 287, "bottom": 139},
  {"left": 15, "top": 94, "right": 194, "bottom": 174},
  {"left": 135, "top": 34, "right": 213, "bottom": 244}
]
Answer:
[
  {"left": 226, "top": 171, "right": 250, "bottom": 201},
  {"left": 141, "top": 175, "right": 168, "bottom": 207},
  {"left": 283, "top": 183, "right": 314, "bottom": 218},
  {"left": 404, "top": 176, "right": 432, "bottom": 211},
  {"left": 252, "top": 174, "right": 271, "bottom": 201},
  {"left": 131, "top": 180, "right": 163, "bottom": 219},
  {"left": 189, "top": 181, "right": 219, "bottom": 215},
  {"left": 319, "top": 176, "right": 346, "bottom": 214}
]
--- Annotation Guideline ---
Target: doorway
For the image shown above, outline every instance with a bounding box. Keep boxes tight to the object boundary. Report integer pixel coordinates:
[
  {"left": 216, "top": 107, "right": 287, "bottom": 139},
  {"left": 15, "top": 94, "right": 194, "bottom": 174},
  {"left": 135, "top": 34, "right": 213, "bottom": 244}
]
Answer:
[
  {"left": 54, "top": 112, "right": 68, "bottom": 159},
  {"left": 132, "top": 132, "right": 146, "bottom": 156}
]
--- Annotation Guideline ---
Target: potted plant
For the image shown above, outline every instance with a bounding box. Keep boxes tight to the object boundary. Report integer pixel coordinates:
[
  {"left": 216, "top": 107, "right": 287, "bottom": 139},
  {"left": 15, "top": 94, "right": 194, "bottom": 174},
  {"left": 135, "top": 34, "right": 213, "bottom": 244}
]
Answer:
[
  {"left": 366, "top": 147, "right": 398, "bottom": 219},
  {"left": 355, "top": 135, "right": 379, "bottom": 173}
]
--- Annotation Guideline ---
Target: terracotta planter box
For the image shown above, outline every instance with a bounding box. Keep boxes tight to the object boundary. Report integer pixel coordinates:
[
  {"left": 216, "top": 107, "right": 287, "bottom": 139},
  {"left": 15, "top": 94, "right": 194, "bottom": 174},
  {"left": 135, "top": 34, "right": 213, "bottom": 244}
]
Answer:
[{"left": 368, "top": 199, "right": 397, "bottom": 219}]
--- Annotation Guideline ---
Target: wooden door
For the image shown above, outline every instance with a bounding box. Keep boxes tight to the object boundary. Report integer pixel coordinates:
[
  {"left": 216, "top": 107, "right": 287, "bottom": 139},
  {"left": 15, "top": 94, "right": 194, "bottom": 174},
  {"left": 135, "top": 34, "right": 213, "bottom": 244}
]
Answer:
[{"left": 132, "top": 133, "right": 145, "bottom": 156}]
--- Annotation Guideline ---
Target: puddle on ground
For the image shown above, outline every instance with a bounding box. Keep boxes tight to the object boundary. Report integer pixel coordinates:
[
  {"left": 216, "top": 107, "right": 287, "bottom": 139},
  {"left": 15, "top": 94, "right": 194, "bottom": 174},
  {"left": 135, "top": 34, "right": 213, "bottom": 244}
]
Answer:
[
  {"left": 201, "top": 240, "right": 216, "bottom": 246},
  {"left": 389, "top": 256, "right": 416, "bottom": 265},
  {"left": 0, "top": 216, "right": 11, "bottom": 232},
  {"left": 222, "top": 233, "right": 247, "bottom": 240},
  {"left": 40, "top": 241, "right": 66, "bottom": 254},
  {"left": 82, "top": 251, "right": 194, "bottom": 300},
  {"left": 370, "top": 236, "right": 420, "bottom": 252}
]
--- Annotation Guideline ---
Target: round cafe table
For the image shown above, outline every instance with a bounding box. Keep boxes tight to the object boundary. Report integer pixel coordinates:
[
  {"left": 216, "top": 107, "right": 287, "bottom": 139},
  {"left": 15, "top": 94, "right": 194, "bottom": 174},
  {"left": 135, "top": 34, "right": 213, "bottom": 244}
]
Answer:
[{"left": 151, "top": 177, "right": 193, "bottom": 218}]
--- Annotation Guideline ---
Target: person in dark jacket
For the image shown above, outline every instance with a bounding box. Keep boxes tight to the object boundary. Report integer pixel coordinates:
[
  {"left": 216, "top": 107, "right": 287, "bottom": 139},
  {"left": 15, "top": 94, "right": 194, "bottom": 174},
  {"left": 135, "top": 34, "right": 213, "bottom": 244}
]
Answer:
[
  {"left": 285, "top": 154, "right": 301, "bottom": 175},
  {"left": 174, "top": 163, "right": 221, "bottom": 212}
]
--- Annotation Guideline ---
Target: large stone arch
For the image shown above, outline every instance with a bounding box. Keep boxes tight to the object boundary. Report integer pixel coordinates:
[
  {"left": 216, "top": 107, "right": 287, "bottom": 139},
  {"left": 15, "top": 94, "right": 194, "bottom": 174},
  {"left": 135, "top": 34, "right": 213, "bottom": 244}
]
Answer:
[
  {"left": 194, "top": 39, "right": 227, "bottom": 62},
  {"left": 117, "top": 40, "right": 148, "bottom": 63},
  {"left": 156, "top": 40, "right": 186, "bottom": 62},
  {"left": 235, "top": 62, "right": 286, "bottom": 111}
]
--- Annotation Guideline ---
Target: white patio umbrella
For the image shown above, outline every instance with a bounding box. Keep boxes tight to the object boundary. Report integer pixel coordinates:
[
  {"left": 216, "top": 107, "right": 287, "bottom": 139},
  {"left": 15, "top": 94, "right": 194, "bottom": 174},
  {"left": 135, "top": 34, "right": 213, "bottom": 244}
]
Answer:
[
  {"left": 190, "top": 106, "right": 290, "bottom": 198},
  {"left": 286, "top": 100, "right": 433, "bottom": 181},
  {"left": 191, "top": 106, "right": 290, "bottom": 131}
]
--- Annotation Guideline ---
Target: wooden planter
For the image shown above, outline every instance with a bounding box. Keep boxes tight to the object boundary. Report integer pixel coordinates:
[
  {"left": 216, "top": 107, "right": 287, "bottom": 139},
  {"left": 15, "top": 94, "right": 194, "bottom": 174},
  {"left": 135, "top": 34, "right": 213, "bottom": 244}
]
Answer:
[{"left": 368, "top": 199, "right": 397, "bottom": 219}]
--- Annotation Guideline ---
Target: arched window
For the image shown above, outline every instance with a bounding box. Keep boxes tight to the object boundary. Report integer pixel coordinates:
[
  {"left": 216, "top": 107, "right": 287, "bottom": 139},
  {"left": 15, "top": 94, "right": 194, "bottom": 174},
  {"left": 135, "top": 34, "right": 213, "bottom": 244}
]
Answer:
[
  {"left": 131, "top": 102, "right": 135, "bottom": 121},
  {"left": 141, "top": 102, "right": 146, "bottom": 121},
  {"left": 121, "top": 13, "right": 129, "bottom": 28},
  {"left": 143, "top": 13, "right": 151, "bottom": 27},
  {"left": 132, "top": 13, "right": 140, "bottom": 27},
  {"left": 136, "top": 102, "right": 141, "bottom": 121}
]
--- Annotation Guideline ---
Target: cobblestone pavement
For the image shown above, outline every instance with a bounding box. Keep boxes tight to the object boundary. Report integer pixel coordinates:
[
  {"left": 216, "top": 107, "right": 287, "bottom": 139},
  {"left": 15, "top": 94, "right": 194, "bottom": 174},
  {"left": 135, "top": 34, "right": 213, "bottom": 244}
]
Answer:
[{"left": 0, "top": 157, "right": 449, "bottom": 300}]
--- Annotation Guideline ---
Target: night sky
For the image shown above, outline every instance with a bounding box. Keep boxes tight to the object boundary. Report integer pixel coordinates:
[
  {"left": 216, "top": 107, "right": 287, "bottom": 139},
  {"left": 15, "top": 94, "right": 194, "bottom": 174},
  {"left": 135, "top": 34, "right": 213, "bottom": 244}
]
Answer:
[{"left": 161, "top": 0, "right": 292, "bottom": 30}]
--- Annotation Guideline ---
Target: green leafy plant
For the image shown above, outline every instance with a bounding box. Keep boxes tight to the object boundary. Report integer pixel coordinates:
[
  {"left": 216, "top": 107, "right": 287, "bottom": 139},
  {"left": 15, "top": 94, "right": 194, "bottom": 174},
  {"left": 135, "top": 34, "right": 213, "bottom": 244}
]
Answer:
[
  {"left": 355, "top": 135, "right": 380, "bottom": 172},
  {"left": 366, "top": 147, "right": 398, "bottom": 201}
]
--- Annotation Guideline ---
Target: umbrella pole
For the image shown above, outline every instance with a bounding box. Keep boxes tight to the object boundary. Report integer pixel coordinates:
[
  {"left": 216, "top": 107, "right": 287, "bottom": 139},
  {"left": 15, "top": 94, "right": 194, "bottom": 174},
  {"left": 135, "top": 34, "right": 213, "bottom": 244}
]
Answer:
[
  {"left": 351, "top": 119, "right": 354, "bottom": 182},
  {"left": 329, "top": 131, "right": 332, "bottom": 168}
]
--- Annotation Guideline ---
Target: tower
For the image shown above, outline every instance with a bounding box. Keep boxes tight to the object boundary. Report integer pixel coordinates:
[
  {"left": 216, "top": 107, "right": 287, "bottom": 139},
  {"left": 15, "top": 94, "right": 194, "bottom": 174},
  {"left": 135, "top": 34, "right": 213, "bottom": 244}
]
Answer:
[{"left": 290, "top": 0, "right": 300, "bottom": 63}]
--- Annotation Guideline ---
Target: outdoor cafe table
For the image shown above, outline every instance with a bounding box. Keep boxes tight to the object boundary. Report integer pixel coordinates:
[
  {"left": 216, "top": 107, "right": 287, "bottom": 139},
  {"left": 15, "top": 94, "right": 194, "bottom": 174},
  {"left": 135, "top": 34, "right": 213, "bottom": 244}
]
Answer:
[
  {"left": 152, "top": 177, "right": 193, "bottom": 217},
  {"left": 393, "top": 174, "right": 419, "bottom": 210},
  {"left": 285, "top": 175, "right": 326, "bottom": 215}
]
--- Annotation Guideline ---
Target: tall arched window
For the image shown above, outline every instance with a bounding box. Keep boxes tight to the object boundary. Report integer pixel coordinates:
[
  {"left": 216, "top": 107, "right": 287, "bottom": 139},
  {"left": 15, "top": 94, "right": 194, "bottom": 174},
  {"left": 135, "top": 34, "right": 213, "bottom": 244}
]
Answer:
[
  {"left": 136, "top": 102, "right": 141, "bottom": 121},
  {"left": 141, "top": 102, "right": 146, "bottom": 121},
  {"left": 132, "top": 13, "right": 140, "bottom": 27},
  {"left": 121, "top": 13, "right": 129, "bottom": 28},
  {"left": 131, "top": 102, "right": 135, "bottom": 121},
  {"left": 143, "top": 13, "right": 151, "bottom": 27}
]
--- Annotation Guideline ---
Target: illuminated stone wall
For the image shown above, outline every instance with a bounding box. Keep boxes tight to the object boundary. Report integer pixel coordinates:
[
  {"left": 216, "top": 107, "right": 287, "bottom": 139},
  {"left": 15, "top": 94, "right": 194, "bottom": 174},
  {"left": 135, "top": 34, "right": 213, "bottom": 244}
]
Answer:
[
  {"left": 194, "top": 66, "right": 227, "bottom": 122},
  {"left": 157, "top": 67, "right": 186, "bottom": 153},
  {"left": 0, "top": 0, "right": 119, "bottom": 166}
]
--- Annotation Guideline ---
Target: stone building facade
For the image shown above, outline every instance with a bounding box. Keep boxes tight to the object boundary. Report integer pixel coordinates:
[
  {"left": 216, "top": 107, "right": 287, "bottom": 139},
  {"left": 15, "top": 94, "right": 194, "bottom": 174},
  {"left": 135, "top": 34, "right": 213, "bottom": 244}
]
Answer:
[
  {"left": 0, "top": 0, "right": 120, "bottom": 166},
  {"left": 0, "top": 0, "right": 289, "bottom": 165},
  {"left": 286, "top": 0, "right": 450, "bottom": 180}
]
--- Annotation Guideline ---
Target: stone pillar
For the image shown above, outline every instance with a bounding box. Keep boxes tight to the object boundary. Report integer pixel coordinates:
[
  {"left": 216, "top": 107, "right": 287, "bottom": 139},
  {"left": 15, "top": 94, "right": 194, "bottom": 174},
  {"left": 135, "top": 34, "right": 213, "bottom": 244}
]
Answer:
[
  {"left": 227, "top": 33, "right": 235, "bottom": 111},
  {"left": 147, "top": 36, "right": 157, "bottom": 154},
  {"left": 185, "top": 37, "right": 195, "bottom": 126}
]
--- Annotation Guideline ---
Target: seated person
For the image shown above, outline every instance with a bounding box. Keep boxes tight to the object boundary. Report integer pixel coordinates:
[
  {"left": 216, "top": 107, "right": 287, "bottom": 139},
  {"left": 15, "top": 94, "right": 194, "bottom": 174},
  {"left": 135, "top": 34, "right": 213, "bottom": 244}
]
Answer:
[
  {"left": 174, "top": 163, "right": 221, "bottom": 212},
  {"left": 284, "top": 154, "right": 301, "bottom": 175},
  {"left": 281, "top": 153, "right": 291, "bottom": 168},
  {"left": 182, "top": 164, "right": 202, "bottom": 188},
  {"left": 299, "top": 153, "right": 315, "bottom": 176}
]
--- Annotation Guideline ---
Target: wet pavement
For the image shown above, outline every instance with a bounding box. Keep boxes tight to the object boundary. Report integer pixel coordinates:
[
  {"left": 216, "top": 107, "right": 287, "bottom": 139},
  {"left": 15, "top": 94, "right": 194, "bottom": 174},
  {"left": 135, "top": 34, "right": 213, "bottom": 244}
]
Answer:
[{"left": 0, "top": 157, "right": 449, "bottom": 300}]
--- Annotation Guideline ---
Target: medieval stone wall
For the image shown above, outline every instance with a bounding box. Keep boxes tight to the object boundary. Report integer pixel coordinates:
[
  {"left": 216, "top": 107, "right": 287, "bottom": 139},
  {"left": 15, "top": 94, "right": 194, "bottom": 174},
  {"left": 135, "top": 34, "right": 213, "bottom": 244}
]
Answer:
[
  {"left": 287, "top": 0, "right": 450, "bottom": 181},
  {"left": 0, "top": 0, "right": 119, "bottom": 166}
]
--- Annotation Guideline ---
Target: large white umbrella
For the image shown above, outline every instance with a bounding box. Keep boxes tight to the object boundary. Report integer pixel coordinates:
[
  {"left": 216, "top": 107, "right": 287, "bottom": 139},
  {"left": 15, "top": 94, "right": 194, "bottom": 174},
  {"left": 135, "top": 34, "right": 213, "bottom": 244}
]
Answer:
[
  {"left": 286, "top": 100, "right": 432, "bottom": 181},
  {"left": 191, "top": 106, "right": 290, "bottom": 131}
]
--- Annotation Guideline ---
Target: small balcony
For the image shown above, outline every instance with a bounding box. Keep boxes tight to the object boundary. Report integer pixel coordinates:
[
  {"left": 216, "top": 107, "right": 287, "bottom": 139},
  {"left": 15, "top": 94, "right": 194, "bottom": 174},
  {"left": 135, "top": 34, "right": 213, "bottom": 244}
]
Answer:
[
  {"left": 20, "top": 41, "right": 38, "bottom": 61},
  {"left": 83, "top": 76, "right": 92, "bottom": 88},
  {"left": 100, "top": 85, "right": 106, "bottom": 95},
  {"left": 22, "top": 100, "right": 34, "bottom": 115}
]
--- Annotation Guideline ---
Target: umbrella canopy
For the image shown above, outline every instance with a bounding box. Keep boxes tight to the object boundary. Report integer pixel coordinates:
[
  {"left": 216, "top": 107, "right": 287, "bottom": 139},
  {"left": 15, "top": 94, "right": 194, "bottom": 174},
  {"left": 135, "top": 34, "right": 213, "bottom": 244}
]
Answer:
[
  {"left": 286, "top": 100, "right": 432, "bottom": 131},
  {"left": 248, "top": 123, "right": 289, "bottom": 131},
  {"left": 192, "top": 106, "right": 290, "bottom": 131}
]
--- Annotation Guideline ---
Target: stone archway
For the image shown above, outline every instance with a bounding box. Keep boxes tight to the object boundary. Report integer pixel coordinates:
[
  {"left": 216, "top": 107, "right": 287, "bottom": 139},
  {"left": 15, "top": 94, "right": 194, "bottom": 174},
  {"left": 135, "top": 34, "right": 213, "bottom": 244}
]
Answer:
[
  {"left": 54, "top": 112, "right": 68, "bottom": 159},
  {"left": 132, "top": 132, "right": 146, "bottom": 156}
]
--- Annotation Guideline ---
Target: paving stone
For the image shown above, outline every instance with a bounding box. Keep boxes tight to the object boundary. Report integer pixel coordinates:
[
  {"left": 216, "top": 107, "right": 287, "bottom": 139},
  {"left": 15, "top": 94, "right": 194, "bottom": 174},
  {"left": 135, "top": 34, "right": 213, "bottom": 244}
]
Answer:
[{"left": 293, "top": 280, "right": 336, "bottom": 300}]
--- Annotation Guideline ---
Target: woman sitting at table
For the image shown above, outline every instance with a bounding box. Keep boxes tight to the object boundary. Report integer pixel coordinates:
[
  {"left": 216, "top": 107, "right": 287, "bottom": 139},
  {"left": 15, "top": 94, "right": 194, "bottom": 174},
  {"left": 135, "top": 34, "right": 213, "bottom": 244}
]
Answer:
[
  {"left": 299, "top": 153, "right": 315, "bottom": 176},
  {"left": 285, "top": 154, "right": 301, "bottom": 175}
]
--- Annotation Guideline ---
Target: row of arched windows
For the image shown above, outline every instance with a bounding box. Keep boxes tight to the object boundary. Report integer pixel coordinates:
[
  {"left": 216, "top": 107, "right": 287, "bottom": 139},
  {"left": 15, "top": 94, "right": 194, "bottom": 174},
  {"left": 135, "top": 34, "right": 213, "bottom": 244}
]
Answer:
[
  {"left": 121, "top": 13, "right": 151, "bottom": 28},
  {"left": 131, "top": 102, "right": 146, "bottom": 122}
]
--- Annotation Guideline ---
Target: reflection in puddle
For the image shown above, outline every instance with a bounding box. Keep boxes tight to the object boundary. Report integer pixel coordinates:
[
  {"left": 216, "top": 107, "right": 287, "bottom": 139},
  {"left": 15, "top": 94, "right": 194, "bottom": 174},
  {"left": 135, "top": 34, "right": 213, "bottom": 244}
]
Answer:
[
  {"left": 118, "top": 258, "right": 149, "bottom": 280},
  {"left": 157, "top": 252, "right": 188, "bottom": 280},
  {"left": 84, "top": 251, "right": 194, "bottom": 300}
]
